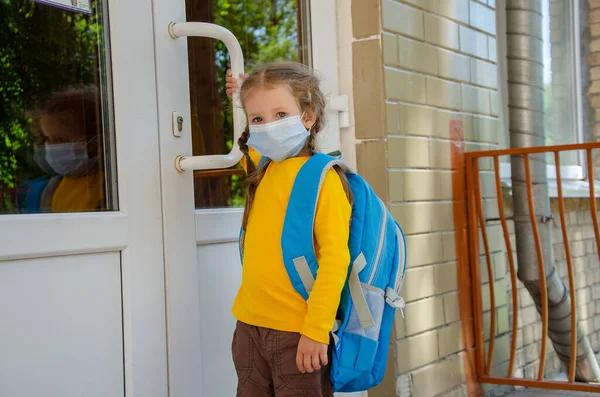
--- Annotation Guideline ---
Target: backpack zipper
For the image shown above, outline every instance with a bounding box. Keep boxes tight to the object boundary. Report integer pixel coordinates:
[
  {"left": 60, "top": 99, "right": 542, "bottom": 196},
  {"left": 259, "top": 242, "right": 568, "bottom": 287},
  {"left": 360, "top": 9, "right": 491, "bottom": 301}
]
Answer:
[
  {"left": 394, "top": 225, "right": 407, "bottom": 293},
  {"left": 368, "top": 200, "right": 387, "bottom": 285}
]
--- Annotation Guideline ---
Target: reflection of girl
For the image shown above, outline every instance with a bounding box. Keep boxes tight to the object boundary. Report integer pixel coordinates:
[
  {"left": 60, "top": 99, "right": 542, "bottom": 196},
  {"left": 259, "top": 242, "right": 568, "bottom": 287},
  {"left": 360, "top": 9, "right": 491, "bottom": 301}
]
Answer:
[{"left": 20, "top": 90, "right": 105, "bottom": 213}]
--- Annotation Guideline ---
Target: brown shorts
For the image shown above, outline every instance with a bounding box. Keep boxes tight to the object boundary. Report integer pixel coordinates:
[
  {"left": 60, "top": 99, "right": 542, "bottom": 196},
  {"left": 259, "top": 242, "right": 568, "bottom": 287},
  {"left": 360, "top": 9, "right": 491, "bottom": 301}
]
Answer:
[{"left": 231, "top": 321, "right": 333, "bottom": 397}]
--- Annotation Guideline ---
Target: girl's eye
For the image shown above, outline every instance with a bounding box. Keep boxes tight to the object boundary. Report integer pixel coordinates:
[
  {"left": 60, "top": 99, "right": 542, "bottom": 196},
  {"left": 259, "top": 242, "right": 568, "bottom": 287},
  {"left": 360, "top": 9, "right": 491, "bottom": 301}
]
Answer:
[
  {"left": 252, "top": 117, "right": 263, "bottom": 123},
  {"left": 276, "top": 112, "right": 286, "bottom": 118}
]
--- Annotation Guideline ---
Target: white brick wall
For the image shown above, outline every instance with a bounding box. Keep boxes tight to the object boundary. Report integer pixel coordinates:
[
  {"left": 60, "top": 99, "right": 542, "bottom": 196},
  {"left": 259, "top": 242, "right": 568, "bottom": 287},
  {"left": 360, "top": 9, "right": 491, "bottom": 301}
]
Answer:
[
  {"left": 373, "top": 0, "right": 600, "bottom": 395},
  {"left": 382, "top": 0, "right": 502, "bottom": 395}
]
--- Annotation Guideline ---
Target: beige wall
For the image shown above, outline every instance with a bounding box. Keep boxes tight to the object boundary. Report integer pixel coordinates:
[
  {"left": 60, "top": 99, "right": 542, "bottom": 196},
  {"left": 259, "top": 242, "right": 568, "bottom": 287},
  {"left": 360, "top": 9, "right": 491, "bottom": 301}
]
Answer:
[
  {"left": 345, "top": 1, "right": 600, "bottom": 397},
  {"left": 348, "top": 0, "right": 502, "bottom": 395},
  {"left": 380, "top": 0, "right": 500, "bottom": 396}
]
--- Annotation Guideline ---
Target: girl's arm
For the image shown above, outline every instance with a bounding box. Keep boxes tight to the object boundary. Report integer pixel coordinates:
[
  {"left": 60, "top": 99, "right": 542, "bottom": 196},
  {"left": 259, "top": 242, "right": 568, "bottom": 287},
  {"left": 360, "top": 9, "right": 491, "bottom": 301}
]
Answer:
[{"left": 301, "top": 169, "right": 352, "bottom": 344}]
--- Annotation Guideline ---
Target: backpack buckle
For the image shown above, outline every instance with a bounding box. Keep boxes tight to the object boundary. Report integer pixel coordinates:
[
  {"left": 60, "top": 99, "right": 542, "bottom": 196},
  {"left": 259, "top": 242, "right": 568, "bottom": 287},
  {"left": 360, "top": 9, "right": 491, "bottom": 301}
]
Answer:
[{"left": 385, "top": 288, "right": 405, "bottom": 317}]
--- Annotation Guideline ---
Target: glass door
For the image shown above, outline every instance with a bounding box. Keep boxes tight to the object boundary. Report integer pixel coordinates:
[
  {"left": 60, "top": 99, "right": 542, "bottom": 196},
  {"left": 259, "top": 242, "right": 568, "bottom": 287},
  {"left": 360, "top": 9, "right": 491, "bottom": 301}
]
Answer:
[{"left": 0, "top": 1, "right": 169, "bottom": 396}]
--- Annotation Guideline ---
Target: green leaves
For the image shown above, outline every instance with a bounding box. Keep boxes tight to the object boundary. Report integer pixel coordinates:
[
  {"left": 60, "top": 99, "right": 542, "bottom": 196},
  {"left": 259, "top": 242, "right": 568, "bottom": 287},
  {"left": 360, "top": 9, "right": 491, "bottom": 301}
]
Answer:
[
  {"left": 0, "top": 0, "right": 101, "bottom": 195},
  {"left": 211, "top": 0, "right": 300, "bottom": 206}
]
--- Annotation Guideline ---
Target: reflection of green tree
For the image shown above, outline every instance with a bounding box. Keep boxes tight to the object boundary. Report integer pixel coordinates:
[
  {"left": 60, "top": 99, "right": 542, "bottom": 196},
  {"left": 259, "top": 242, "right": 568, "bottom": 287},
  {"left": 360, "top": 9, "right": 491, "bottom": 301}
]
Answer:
[
  {"left": 0, "top": 0, "right": 101, "bottom": 210},
  {"left": 1, "top": 0, "right": 300, "bottom": 208},
  {"left": 212, "top": 0, "right": 299, "bottom": 206}
]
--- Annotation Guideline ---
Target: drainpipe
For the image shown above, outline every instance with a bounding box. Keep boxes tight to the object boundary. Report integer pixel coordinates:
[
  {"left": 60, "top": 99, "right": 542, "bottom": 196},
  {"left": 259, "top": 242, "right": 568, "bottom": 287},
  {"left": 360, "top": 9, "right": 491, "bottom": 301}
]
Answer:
[{"left": 505, "top": 0, "right": 600, "bottom": 381}]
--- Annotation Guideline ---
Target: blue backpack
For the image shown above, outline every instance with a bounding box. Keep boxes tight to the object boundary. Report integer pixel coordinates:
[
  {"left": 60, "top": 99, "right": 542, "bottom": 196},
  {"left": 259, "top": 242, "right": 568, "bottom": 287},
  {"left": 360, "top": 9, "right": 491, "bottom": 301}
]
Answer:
[{"left": 240, "top": 153, "right": 407, "bottom": 392}]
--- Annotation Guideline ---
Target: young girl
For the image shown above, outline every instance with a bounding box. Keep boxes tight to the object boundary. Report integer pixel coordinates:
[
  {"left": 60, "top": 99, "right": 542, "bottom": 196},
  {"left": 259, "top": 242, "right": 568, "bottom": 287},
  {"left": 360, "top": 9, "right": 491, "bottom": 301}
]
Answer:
[
  {"left": 19, "top": 90, "right": 105, "bottom": 213},
  {"left": 226, "top": 62, "right": 352, "bottom": 396}
]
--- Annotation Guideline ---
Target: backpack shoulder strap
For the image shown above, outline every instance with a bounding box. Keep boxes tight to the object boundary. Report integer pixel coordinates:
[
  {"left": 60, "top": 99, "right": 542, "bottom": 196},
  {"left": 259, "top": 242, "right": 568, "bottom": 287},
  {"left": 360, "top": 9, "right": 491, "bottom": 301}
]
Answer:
[
  {"left": 39, "top": 176, "right": 62, "bottom": 211},
  {"left": 281, "top": 153, "right": 350, "bottom": 300},
  {"left": 257, "top": 156, "right": 270, "bottom": 169}
]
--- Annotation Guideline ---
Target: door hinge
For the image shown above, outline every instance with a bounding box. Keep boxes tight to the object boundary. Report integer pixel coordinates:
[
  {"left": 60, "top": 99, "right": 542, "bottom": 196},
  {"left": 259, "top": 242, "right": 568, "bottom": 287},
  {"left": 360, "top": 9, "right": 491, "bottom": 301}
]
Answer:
[{"left": 330, "top": 95, "right": 350, "bottom": 128}]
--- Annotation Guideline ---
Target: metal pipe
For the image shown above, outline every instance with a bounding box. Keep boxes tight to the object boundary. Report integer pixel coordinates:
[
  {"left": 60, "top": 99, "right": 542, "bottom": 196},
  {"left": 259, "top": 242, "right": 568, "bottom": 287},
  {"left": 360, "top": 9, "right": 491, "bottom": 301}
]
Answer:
[
  {"left": 505, "top": 0, "right": 600, "bottom": 382},
  {"left": 523, "top": 154, "right": 549, "bottom": 380},
  {"left": 555, "top": 151, "right": 578, "bottom": 382}
]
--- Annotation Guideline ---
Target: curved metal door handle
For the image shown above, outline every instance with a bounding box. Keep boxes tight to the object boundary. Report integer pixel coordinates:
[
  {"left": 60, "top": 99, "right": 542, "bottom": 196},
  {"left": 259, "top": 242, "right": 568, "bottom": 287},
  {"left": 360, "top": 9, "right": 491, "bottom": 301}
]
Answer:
[{"left": 169, "top": 22, "right": 245, "bottom": 172}]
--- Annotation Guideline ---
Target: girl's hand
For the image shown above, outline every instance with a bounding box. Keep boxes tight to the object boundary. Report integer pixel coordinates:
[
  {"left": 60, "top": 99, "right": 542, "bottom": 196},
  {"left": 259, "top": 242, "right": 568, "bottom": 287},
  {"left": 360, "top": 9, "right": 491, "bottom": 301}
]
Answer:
[
  {"left": 226, "top": 69, "right": 249, "bottom": 99},
  {"left": 296, "top": 335, "right": 328, "bottom": 373}
]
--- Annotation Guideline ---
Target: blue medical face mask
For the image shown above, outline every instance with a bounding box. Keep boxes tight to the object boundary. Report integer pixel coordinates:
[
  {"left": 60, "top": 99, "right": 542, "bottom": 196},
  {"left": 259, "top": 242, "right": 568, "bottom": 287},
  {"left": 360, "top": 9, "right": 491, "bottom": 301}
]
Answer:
[
  {"left": 247, "top": 114, "right": 310, "bottom": 162},
  {"left": 45, "top": 141, "right": 97, "bottom": 177},
  {"left": 33, "top": 143, "right": 56, "bottom": 175}
]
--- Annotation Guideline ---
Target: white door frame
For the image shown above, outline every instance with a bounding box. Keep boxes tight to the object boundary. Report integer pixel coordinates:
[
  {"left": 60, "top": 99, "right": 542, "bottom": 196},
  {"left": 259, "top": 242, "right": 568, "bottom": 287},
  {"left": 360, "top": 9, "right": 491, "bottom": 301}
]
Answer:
[
  {"left": 311, "top": 0, "right": 344, "bottom": 155},
  {"left": 1, "top": 0, "right": 170, "bottom": 395},
  {"left": 150, "top": 1, "right": 205, "bottom": 395},
  {"left": 110, "top": 0, "right": 170, "bottom": 395}
]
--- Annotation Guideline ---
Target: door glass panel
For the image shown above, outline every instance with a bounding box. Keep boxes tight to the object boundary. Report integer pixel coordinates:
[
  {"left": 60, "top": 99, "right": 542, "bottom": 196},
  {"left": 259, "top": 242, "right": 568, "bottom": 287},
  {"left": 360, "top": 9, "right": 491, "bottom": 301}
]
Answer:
[
  {"left": 0, "top": 0, "right": 117, "bottom": 214},
  {"left": 186, "top": 0, "right": 311, "bottom": 208}
]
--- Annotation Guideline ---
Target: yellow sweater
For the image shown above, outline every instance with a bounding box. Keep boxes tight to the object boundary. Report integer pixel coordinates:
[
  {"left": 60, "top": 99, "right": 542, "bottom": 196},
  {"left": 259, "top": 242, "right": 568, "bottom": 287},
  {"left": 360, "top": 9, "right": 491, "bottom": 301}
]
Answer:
[
  {"left": 232, "top": 151, "right": 351, "bottom": 344},
  {"left": 51, "top": 172, "right": 105, "bottom": 212}
]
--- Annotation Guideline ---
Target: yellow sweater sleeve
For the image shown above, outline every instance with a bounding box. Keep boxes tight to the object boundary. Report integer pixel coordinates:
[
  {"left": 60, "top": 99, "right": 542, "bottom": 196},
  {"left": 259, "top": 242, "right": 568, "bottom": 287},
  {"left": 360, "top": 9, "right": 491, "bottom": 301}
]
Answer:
[{"left": 301, "top": 169, "right": 352, "bottom": 344}]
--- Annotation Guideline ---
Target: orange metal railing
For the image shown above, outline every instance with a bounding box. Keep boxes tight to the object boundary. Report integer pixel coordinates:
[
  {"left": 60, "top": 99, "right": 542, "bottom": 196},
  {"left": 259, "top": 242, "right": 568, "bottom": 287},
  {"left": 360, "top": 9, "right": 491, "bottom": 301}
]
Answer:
[{"left": 465, "top": 142, "right": 600, "bottom": 392}]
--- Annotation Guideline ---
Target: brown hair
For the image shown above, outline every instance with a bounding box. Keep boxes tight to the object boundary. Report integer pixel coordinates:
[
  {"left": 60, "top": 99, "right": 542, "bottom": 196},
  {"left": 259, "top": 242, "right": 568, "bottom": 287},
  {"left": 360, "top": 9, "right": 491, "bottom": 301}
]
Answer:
[
  {"left": 40, "top": 90, "right": 101, "bottom": 142},
  {"left": 237, "top": 62, "right": 353, "bottom": 230}
]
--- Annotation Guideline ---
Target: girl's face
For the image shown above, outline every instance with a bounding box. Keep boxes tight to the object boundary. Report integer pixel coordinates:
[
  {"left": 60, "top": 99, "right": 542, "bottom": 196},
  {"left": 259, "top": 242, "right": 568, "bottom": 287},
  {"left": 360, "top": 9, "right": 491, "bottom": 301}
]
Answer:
[
  {"left": 244, "top": 84, "right": 316, "bottom": 130},
  {"left": 40, "top": 111, "right": 99, "bottom": 157},
  {"left": 40, "top": 112, "right": 84, "bottom": 144}
]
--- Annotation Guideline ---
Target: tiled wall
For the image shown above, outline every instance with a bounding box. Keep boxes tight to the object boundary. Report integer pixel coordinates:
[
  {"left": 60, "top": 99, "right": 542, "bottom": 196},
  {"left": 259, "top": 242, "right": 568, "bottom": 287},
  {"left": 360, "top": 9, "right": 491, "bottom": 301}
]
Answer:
[
  {"left": 378, "top": 0, "right": 501, "bottom": 395},
  {"left": 347, "top": 1, "right": 600, "bottom": 396}
]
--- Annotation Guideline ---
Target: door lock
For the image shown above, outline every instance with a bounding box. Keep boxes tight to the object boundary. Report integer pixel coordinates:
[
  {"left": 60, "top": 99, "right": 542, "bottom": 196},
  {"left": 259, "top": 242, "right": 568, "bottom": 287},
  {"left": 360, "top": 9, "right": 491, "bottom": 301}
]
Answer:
[{"left": 172, "top": 112, "right": 184, "bottom": 137}]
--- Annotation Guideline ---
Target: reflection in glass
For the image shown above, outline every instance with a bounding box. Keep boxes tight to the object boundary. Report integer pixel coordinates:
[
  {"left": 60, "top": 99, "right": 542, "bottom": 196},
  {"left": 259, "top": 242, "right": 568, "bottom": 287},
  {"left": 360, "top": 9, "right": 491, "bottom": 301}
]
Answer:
[
  {"left": 0, "top": 0, "right": 115, "bottom": 214},
  {"left": 187, "top": 0, "right": 309, "bottom": 208}
]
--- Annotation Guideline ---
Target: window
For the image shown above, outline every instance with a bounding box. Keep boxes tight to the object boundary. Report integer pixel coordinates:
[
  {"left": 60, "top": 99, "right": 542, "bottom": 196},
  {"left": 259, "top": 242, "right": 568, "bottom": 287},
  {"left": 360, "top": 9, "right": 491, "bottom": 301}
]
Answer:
[
  {"left": 186, "top": 0, "right": 312, "bottom": 208},
  {"left": 543, "top": 0, "right": 581, "bottom": 166},
  {"left": 497, "top": 0, "right": 588, "bottom": 182},
  {"left": 0, "top": 0, "right": 117, "bottom": 214}
]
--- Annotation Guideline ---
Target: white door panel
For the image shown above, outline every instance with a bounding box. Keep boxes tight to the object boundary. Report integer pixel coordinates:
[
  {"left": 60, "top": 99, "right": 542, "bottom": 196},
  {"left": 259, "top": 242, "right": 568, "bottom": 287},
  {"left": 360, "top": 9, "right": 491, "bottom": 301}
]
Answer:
[
  {"left": 0, "top": 0, "right": 168, "bottom": 395},
  {"left": 197, "top": 241, "right": 242, "bottom": 396},
  {"left": 195, "top": 209, "right": 243, "bottom": 245},
  {"left": 0, "top": 253, "right": 123, "bottom": 397},
  {"left": 0, "top": 213, "right": 128, "bottom": 261}
]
